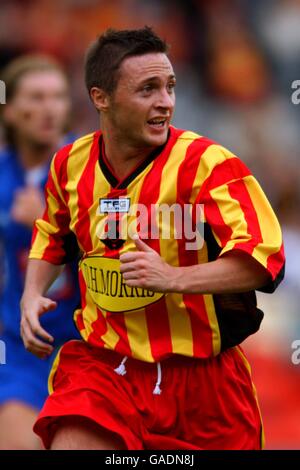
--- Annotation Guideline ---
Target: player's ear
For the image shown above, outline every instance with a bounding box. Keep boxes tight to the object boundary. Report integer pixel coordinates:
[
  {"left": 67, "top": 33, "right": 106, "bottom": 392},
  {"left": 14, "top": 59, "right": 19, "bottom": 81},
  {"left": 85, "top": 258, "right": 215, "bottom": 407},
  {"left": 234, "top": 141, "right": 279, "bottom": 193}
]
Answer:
[{"left": 90, "top": 87, "right": 110, "bottom": 113}]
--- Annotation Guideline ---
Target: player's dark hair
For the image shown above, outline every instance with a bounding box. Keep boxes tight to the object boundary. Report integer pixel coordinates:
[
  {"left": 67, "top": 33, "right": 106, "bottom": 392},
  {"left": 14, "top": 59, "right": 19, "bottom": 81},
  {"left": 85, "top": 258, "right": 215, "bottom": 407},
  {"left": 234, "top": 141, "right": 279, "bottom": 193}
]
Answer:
[{"left": 84, "top": 26, "right": 169, "bottom": 96}]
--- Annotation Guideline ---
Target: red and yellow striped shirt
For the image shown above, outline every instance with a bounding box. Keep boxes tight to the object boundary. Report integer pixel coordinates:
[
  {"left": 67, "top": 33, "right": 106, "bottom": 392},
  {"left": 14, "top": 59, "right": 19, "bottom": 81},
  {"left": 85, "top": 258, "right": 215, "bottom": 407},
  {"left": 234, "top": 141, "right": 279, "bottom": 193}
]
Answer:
[{"left": 30, "top": 126, "right": 285, "bottom": 361}]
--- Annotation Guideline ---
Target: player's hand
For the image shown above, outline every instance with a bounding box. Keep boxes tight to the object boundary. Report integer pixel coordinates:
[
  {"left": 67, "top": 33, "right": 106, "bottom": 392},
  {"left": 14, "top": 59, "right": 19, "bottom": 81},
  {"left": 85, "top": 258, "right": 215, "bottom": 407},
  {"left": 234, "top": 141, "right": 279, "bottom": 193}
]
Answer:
[
  {"left": 20, "top": 294, "right": 56, "bottom": 358},
  {"left": 119, "top": 235, "right": 180, "bottom": 292},
  {"left": 11, "top": 186, "right": 45, "bottom": 229}
]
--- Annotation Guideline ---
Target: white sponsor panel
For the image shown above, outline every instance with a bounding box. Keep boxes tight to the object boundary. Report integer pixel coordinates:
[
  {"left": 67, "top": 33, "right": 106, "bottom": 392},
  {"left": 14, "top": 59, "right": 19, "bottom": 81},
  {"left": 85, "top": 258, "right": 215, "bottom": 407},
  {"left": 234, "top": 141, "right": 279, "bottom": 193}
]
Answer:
[
  {"left": 0, "top": 80, "right": 6, "bottom": 104},
  {"left": 0, "top": 340, "right": 6, "bottom": 365}
]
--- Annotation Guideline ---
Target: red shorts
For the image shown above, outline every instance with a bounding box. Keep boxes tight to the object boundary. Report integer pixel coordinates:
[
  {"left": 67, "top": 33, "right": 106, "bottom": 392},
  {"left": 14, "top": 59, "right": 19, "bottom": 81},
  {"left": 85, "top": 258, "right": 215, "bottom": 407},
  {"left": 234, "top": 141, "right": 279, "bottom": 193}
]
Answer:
[{"left": 34, "top": 340, "right": 263, "bottom": 450}]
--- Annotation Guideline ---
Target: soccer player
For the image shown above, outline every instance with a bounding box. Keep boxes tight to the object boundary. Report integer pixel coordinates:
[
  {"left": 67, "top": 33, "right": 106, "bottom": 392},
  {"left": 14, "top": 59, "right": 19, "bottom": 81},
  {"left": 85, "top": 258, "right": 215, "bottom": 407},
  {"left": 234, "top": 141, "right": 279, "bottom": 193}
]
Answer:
[
  {"left": 0, "top": 56, "right": 80, "bottom": 449},
  {"left": 20, "top": 28, "right": 285, "bottom": 450}
]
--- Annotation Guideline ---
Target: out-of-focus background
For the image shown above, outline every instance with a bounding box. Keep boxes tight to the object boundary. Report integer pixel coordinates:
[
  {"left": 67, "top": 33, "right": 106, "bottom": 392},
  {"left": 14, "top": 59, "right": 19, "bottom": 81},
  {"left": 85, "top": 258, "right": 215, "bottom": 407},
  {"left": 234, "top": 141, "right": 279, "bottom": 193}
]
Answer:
[{"left": 0, "top": 0, "right": 299, "bottom": 449}]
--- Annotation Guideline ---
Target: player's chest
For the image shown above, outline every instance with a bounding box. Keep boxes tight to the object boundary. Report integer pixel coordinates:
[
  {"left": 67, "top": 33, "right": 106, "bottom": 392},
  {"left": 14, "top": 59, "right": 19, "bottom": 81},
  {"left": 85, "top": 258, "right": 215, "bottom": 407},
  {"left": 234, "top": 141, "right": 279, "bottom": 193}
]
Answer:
[{"left": 65, "top": 161, "right": 189, "bottom": 252}]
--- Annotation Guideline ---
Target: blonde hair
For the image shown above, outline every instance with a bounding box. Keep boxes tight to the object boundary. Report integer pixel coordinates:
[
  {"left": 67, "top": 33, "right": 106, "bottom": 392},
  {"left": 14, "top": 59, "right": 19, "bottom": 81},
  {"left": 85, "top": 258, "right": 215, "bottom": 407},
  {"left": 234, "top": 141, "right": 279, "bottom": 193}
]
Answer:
[{"left": 0, "top": 55, "right": 67, "bottom": 146}]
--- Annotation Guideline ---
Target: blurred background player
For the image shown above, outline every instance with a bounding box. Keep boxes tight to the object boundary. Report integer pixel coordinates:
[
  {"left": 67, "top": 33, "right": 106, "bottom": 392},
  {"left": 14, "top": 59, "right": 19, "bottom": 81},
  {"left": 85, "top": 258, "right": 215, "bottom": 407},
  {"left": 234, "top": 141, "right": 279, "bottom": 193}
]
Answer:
[{"left": 0, "top": 56, "right": 80, "bottom": 449}]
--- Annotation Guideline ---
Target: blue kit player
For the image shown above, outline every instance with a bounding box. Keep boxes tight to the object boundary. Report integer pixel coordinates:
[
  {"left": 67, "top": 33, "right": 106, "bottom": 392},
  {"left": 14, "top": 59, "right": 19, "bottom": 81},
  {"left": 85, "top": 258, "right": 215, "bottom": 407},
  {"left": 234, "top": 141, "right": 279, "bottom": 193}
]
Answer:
[{"left": 0, "top": 56, "right": 80, "bottom": 449}]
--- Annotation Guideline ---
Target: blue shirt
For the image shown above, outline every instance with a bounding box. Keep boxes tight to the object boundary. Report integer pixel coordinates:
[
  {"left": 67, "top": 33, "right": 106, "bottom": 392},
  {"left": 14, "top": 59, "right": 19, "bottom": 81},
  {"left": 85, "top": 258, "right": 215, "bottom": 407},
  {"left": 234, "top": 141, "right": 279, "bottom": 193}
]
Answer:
[{"left": 0, "top": 145, "right": 80, "bottom": 342}]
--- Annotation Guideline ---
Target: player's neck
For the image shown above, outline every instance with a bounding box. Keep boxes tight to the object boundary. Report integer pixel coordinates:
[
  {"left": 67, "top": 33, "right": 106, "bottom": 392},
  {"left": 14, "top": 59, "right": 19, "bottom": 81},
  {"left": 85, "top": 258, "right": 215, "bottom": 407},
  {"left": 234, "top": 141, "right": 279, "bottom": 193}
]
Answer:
[
  {"left": 16, "top": 137, "right": 57, "bottom": 170},
  {"left": 101, "top": 127, "right": 155, "bottom": 181}
]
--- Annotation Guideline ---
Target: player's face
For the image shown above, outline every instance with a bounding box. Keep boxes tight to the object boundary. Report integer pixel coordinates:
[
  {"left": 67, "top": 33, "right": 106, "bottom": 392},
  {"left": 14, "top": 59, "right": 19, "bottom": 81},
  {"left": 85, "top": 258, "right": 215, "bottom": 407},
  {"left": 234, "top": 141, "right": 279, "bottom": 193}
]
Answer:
[
  {"left": 5, "top": 70, "right": 70, "bottom": 147},
  {"left": 108, "top": 53, "right": 176, "bottom": 149}
]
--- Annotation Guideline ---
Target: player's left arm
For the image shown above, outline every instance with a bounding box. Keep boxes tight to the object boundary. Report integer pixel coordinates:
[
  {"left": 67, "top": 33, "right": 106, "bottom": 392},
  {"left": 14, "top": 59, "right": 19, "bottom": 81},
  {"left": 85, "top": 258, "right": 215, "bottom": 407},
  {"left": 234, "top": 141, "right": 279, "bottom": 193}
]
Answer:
[{"left": 120, "top": 150, "right": 285, "bottom": 294}]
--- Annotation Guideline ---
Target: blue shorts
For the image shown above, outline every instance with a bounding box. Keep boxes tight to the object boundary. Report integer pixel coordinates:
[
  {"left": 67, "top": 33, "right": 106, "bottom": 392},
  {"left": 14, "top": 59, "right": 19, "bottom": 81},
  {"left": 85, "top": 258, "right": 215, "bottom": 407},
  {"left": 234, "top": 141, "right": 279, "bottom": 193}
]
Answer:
[{"left": 0, "top": 332, "right": 57, "bottom": 410}]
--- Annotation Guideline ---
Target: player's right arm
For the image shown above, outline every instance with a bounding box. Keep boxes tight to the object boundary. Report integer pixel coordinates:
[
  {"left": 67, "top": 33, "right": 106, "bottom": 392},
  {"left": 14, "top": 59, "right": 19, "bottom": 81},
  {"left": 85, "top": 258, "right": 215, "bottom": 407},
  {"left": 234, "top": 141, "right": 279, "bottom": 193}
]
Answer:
[
  {"left": 20, "top": 259, "right": 62, "bottom": 358},
  {"left": 20, "top": 144, "right": 78, "bottom": 358}
]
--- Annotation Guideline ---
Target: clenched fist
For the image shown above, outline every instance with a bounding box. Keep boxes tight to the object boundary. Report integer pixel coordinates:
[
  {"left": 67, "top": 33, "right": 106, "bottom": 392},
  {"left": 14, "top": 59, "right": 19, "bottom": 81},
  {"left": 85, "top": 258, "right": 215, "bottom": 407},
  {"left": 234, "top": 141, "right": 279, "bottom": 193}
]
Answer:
[
  {"left": 120, "top": 236, "right": 181, "bottom": 292},
  {"left": 11, "top": 186, "right": 45, "bottom": 228}
]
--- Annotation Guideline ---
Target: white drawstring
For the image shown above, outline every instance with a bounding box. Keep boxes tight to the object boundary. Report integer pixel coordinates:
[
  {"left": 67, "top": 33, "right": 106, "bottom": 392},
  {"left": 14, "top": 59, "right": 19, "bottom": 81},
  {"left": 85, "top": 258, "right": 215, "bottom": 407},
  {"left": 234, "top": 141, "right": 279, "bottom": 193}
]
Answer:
[
  {"left": 153, "top": 362, "right": 162, "bottom": 395},
  {"left": 114, "top": 356, "right": 128, "bottom": 376},
  {"left": 114, "top": 356, "right": 162, "bottom": 395}
]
